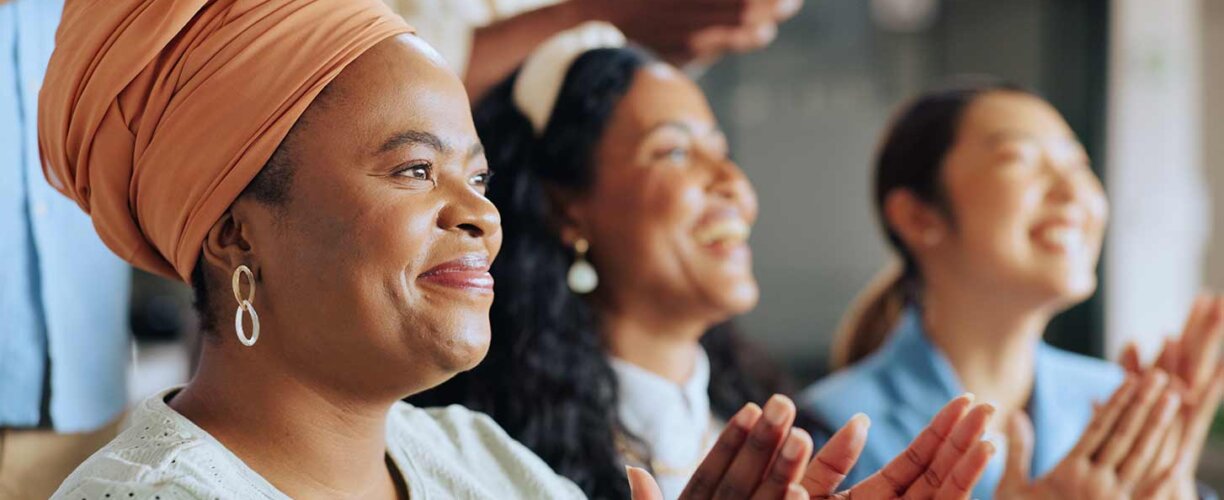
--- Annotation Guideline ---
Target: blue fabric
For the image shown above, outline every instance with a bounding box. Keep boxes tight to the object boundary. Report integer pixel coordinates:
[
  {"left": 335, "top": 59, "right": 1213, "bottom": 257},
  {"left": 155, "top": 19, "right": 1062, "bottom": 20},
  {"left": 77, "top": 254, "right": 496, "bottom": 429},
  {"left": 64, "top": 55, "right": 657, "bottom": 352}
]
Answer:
[
  {"left": 0, "top": 0, "right": 131, "bottom": 432},
  {"left": 798, "top": 308, "right": 1123, "bottom": 499}
]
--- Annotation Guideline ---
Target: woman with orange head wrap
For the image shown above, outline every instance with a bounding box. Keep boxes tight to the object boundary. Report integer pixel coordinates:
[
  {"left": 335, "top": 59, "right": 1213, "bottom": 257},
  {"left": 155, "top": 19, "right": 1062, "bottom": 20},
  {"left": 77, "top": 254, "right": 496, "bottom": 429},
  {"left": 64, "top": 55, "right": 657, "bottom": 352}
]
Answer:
[{"left": 43, "top": 1, "right": 992, "bottom": 498}]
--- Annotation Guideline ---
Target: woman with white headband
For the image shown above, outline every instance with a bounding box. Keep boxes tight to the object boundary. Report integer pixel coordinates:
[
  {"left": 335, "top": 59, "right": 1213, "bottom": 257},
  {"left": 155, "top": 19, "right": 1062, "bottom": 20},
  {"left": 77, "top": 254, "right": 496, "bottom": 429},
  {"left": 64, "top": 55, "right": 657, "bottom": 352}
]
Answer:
[{"left": 415, "top": 22, "right": 996, "bottom": 500}]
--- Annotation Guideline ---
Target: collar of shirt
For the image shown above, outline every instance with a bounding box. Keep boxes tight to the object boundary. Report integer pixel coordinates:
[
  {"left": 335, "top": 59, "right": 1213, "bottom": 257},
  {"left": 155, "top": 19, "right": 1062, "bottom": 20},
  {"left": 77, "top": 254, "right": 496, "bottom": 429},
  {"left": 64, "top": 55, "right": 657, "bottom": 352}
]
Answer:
[
  {"left": 609, "top": 347, "right": 713, "bottom": 470},
  {"left": 880, "top": 306, "right": 1083, "bottom": 481}
]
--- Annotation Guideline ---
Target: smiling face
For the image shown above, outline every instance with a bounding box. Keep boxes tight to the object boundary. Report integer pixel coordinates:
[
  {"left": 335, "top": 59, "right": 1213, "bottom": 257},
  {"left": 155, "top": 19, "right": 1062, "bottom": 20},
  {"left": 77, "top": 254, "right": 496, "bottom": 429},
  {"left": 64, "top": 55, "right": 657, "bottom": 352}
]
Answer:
[
  {"left": 218, "top": 35, "right": 501, "bottom": 398},
  {"left": 933, "top": 91, "right": 1107, "bottom": 308},
  {"left": 570, "top": 64, "right": 759, "bottom": 331}
]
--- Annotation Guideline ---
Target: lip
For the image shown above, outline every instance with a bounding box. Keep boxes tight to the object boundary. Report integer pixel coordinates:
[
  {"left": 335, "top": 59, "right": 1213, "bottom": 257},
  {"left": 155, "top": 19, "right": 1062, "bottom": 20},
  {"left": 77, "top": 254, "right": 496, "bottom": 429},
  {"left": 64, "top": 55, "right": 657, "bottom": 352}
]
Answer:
[
  {"left": 693, "top": 206, "right": 752, "bottom": 259},
  {"left": 1029, "top": 216, "right": 1088, "bottom": 255},
  {"left": 418, "top": 254, "right": 494, "bottom": 292}
]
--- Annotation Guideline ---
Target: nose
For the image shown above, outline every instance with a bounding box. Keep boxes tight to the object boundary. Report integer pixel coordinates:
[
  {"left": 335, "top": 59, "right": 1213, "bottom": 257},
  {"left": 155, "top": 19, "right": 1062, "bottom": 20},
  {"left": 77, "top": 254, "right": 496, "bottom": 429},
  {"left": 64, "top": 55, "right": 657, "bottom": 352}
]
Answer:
[
  {"left": 1043, "top": 156, "right": 1093, "bottom": 206},
  {"left": 437, "top": 182, "right": 501, "bottom": 240},
  {"left": 708, "top": 157, "right": 759, "bottom": 219}
]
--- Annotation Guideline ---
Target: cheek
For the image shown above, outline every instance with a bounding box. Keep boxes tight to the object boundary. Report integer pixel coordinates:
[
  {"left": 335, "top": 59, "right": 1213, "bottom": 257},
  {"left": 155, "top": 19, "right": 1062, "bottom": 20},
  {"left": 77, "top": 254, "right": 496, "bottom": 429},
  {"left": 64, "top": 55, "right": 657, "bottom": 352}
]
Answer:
[
  {"left": 952, "top": 176, "right": 1038, "bottom": 257},
  {"left": 1082, "top": 180, "right": 1109, "bottom": 240}
]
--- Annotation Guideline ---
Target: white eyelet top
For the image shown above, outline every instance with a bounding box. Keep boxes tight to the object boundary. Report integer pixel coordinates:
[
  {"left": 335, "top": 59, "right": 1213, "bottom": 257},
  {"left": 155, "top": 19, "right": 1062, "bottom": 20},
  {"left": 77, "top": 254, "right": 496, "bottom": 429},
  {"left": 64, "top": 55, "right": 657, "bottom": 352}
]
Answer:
[{"left": 53, "top": 387, "right": 585, "bottom": 500}]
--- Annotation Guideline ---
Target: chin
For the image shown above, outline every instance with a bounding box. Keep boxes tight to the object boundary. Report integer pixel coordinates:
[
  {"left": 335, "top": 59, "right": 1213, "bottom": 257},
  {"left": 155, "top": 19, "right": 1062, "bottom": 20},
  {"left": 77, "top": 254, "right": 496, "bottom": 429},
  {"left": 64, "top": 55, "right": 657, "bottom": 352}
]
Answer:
[
  {"left": 712, "top": 281, "right": 760, "bottom": 317},
  {"left": 1039, "top": 273, "right": 1098, "bottom": 310},
  {"left": 423, "top": 315, "right": 491, "bottom": 374}
]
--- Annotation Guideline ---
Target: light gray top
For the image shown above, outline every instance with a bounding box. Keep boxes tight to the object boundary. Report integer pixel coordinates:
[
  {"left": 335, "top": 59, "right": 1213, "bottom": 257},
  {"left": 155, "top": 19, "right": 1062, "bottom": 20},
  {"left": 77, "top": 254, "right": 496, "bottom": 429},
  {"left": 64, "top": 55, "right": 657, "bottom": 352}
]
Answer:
[{"left": 53, "top": 387, "right": 585, "bottom": 499}]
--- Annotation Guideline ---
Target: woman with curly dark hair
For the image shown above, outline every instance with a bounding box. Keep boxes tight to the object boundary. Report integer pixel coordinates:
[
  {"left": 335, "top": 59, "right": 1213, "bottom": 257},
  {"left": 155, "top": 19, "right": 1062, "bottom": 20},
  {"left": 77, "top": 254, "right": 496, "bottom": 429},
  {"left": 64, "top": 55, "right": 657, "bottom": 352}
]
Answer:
[{"left": 412, "top": 23, "right": 996, "bottom": 500}]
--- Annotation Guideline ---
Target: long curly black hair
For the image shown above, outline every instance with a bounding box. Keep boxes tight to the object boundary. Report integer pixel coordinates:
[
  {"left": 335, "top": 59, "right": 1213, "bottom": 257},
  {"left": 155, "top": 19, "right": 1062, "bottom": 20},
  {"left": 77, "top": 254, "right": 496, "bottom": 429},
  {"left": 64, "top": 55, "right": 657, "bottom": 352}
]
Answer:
[{"left": 410, "top": 47, "right": 788, "bottom": 499}]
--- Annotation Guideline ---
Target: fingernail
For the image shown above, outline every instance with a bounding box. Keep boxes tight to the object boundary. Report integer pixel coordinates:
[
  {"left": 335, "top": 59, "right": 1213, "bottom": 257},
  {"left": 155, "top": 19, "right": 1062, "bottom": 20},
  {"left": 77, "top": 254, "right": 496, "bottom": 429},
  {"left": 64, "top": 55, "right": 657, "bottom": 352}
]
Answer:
[
  {"left": 850, "top": 412, "right": 871, "bottom": 429},
  {"left": 962, "top": 392, "right": 976, "bottom": 402},
  {"left": 1154, "top": 370, "right": 1170, "bottom": 385},
  {"left": 735, "top": 403, "right": 760, "bottom": 427},
  {"left": 782, "top": 433, "right": 804, "bottom": 460},
  {"left": 763, "top": 395, "right": 789, "bottom": 426},
  {"left": 980, "top": 403, "right": 997, "bottom": 416},
  {"left": 625, "top": 465, "right": 635, "bottom": 494}
]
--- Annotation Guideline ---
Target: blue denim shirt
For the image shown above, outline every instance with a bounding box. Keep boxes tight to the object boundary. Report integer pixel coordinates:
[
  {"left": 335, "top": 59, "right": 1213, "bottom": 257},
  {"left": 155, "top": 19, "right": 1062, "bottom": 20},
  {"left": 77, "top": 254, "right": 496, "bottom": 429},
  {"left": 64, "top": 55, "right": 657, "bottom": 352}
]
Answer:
[
  {"left": 799, "top": 308, "right": 1123, "bottom": 499},
  {"left": 0, "top": 0, "right": 131, "bottom": 432}
]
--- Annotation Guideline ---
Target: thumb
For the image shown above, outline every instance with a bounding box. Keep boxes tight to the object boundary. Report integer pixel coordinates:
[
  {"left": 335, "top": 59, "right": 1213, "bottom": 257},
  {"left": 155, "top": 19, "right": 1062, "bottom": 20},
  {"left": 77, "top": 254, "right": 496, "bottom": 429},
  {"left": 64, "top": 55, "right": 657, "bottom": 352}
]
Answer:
[
  {"left": 998, "top": 412, "right": 1034, "bottom": 495},
  {"left": 627, "top": 466, "right": 664, "bottom": 500}
]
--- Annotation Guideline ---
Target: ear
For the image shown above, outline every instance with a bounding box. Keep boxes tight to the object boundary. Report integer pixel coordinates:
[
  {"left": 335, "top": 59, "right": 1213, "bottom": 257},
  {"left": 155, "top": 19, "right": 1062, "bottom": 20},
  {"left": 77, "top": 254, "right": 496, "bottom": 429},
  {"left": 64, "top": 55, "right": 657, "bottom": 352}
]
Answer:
[
  {"left": 883, "top": 188, "right": 951, "bottom": 253},
  {"left": 545, "top": 186, "right": 592, "bottom": 248},
  {"left": 199, "top": 204, "right": 259, "bottom": 281}
]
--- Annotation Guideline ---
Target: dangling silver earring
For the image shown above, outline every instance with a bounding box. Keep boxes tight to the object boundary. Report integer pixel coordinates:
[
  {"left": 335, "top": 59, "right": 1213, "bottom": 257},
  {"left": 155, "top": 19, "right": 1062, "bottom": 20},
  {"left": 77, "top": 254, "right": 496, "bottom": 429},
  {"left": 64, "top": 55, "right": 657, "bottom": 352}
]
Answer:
[
  {"left": 232, "top": 264, "right": 260, "bottom": 347},
  {"left": 567, "top": 238, "right": 598, "bottom": 294}
]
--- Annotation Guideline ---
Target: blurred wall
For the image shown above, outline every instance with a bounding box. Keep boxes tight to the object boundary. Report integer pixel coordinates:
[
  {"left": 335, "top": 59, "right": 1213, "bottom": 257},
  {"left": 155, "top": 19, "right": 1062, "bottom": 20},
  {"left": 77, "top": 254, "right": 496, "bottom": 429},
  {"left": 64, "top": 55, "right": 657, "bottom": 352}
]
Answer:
[
  {"left": 699, "top": 0, "right": 1108, "bottom": 381},
  {"left": 1206, "top": 0, "right": 1224, "bottom": 290},
  {"left": 1105, "top": 0, "right": 1208, "bottom": 360}
]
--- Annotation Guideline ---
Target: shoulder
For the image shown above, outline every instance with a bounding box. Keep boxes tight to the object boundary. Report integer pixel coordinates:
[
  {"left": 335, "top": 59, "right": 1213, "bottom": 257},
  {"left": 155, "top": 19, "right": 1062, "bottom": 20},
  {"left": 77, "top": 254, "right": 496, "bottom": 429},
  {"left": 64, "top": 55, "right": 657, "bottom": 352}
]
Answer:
[
  {"left": 52, "top": 417, "right": 235, "bottom": 499},
  {"left": 389, "top": 403, "right": 585, "bottom": 499},
  {"left": 56, "top": 392, "right": 278, "bottom": 499},
  {"left": 797, "top": 354, "right": 895, "bottom": 428},
  {"left": 1039, "top": 344, "right": 1124, "bottom": 400}
]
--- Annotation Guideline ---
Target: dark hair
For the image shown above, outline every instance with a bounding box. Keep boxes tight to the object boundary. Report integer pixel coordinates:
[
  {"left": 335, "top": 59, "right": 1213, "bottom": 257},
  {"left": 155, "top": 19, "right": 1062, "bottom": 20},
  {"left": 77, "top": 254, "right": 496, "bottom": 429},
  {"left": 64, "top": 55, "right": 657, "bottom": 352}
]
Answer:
[
  {"left": 832, "top": 77, "right": 1029, "bottom": 369},
  {"left": 410, "top": 47, "right": 781, "bottom": 499}
]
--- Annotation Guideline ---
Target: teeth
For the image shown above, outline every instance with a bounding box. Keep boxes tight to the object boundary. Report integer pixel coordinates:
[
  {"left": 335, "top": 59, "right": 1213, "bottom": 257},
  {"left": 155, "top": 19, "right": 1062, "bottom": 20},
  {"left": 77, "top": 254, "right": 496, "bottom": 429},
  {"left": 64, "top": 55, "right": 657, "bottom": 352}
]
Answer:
[
  {"left": 695, "top": 219, "right": 750, "bottom": 246},
  {"left": 1036, "top": 226, "right": 1083, "bottom": 251}
]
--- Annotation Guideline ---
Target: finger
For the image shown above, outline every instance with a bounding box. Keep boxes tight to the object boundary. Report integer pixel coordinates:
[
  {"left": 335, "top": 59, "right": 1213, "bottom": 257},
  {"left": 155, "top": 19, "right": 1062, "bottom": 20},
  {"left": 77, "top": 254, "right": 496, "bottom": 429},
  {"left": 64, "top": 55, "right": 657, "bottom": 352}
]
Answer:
[
  {"left": 1179, "top": 362, "right": 1224, "bottom": 465},
  {"left": 901, "top": 403, "right": 996, "bottom": 498},
  {"left": 1147, "top": 413, "right": 1184, "bottom": 485},
  {"left": 1172, "top": 294, "right": 1213, "bottom": 378},
  {"left": 851, "top": 394, "right": 974, "bottom": 496},
  {"left": 998, "top": 412, "right": 1035, "bottom": 494},
  {"left": 1121, "top": 341, "right": 1142, "bottom": 374},
  {"left": 1068, "top": 375, "right": 1139, "bottom": 458},
  {"left": 784, "top": 483, "right": 807, "bottom": 500},
  {"left": 723, "top": 23, "right": 778, "bottom": 53},
  {"left": 772, "top": 0, "right": 803, "bottom": 20},
  {"left": 1095, "top": 370, "right": 1170, "bottom": 467},
  {"left": 750, "top": 428, "right": 813, "bottom": 500},
  {"left": 1155, "top": 337, "right": 1180, "bottom": 376},
  {"left": 801, "top": 413, "right": 870, "bottom": 496},
  {"left": 628, "top": 466, "right": 665, "bottom": 500},
  {"left": 1117, "top": 389, "right": 1182, "bottom": 485},
  {"left": 931, "top": 441, "right": 996, "bottom": 500},
  {"left": 682, "top": 403, "right": 762, "bottom": 499},
  {"left": 1185, "top": 297, "right": 1224, "bottom": 389},
  {"left": 712, "top": 395, "right": 796, "bottom": 500}
]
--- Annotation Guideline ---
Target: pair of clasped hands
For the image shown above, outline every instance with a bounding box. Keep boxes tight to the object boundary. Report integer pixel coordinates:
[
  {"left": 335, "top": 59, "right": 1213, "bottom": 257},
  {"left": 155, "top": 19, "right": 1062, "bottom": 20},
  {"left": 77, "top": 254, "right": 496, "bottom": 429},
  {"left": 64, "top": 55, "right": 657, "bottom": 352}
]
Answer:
[{"left": 629, "top": 295, "right": 1224, "bottom": 500}]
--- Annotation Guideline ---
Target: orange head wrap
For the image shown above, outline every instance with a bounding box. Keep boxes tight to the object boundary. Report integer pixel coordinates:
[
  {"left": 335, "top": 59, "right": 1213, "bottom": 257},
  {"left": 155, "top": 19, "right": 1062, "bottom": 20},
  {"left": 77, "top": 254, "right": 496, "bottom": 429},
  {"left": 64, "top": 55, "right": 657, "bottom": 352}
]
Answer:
[{"left": 39, "top": 0, "right": 414, "bottom": 282}]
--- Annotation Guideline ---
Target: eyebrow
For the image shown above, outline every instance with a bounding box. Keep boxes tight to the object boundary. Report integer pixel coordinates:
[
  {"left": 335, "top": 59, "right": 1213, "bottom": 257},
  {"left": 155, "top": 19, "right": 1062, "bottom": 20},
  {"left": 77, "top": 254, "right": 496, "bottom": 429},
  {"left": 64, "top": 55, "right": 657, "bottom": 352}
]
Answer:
[
  {"left": 378, "top": 129, "right": 485, "bottom": 160},
  {"left": 643, "top": 120, "right": 693, "bottom": 137},
  {"left": 985, "top": 130, "right": 1038, "bottom": 145}
]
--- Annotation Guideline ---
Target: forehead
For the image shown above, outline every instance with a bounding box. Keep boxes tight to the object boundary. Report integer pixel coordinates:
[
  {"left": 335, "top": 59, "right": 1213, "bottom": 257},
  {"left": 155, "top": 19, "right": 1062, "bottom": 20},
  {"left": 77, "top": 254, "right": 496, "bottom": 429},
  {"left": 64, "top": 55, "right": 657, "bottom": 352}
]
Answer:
[
  {"left": 607, "top": 64, "right": 715, "bottom": 135},
  {"left": 299, "top": 35, "right": 474, "bottom": 148},
  {"left": 957, "top": 91, "right": 1075, "bottom": 143}
]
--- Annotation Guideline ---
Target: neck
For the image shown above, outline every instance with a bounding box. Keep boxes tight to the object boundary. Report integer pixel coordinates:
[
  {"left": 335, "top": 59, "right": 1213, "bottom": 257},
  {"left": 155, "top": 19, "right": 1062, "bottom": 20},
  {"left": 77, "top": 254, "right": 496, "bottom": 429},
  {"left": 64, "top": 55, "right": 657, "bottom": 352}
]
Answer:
[
  {"left": 170, "top": 341, "right": 400, "bottom": 499},
  {"left": 920, "top": 278, "right": 1054, "bottom": 425},
  {"left": 601, "top": 306, "right": 706, "bottom": 385}
]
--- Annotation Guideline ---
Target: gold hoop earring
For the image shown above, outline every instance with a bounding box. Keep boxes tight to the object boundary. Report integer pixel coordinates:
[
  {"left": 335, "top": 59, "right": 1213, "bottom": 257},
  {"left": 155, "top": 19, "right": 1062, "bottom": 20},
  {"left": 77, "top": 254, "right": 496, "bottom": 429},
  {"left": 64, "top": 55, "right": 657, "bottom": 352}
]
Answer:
[
  {"left": 232, "top": 265, "right": 260, "bottom": 347},
  {"left": 566, "top": 238, "right": 598, "bottom": 294}
]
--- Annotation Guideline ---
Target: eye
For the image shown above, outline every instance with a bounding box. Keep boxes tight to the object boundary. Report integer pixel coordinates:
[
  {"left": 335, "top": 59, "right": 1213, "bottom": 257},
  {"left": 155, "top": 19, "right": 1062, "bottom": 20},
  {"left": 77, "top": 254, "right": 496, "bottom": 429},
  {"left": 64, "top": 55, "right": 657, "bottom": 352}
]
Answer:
[
  {"left": 394, "top": 162, "right": 432, "bottom": 181},
  {"left": 656, "top": 146, "right": 690, "bottom": 164},
  {"left": 470, "top": 170, "right": 492, "bottom": 188}
]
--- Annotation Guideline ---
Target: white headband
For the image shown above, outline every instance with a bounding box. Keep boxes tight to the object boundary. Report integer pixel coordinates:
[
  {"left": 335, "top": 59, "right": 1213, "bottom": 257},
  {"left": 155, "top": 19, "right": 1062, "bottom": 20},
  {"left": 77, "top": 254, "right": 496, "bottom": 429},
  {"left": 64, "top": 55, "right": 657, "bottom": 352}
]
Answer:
[{"left": 511, "top": 21, "right": 627, "bottom": 135}]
